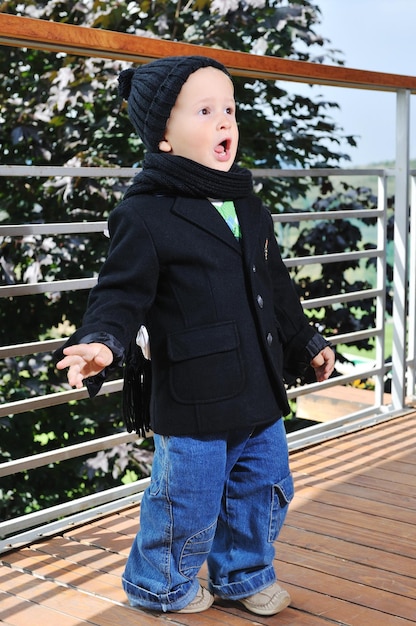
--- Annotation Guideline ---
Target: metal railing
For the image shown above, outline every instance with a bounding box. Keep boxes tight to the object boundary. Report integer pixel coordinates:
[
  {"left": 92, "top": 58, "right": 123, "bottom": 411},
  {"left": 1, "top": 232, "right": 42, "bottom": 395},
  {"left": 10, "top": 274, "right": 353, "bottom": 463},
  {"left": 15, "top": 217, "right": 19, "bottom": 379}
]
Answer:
[{"left": 1, "top": 13, "right": 415, "bottom": 552}]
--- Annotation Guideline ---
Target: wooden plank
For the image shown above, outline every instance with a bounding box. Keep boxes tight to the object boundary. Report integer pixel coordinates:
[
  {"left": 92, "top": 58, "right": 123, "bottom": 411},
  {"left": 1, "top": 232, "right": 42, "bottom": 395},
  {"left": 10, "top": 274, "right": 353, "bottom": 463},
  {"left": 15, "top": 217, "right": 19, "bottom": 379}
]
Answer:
[
  {"left": 1, "top": 13, "right": 416, "bottom": 91},
  {"left": 70, "top": 512, "right": 139, "bottom": 536},
  {"left": 280, "top": 524, "right": 415, "bottom": 579},
  {"left": 295, "top": 485, "right": 416, "bottom": 524},
  {"left": 286, "top": 507, "right": 416, "bottom": 560},
  {"left": 0, "top": 593, "right": 82, "bottom": 626},
  {"left": 288, "top": 498, "right": 416, "bottom": 552},
  {"left": 280, "top": 557, "right": 414, "bottom": 625},
  {"left": 3, "top": 544, "right": 125, "bottom": 592},
  {"left": 7, "top": 561, "right": 124, "bottom": 603},
  {"left": 278, "top": 542, "right": 416, "bottom": 605},
  {"left": 299, "top": 475, "right": 416, "bottom": 513},
  {"left": 0, "top": 568, "right": 333, "bottom": 626},
  {"left": 60, "top": 526, "right": 135, "bottom": 555},
  {"left": 1, "top": 569, "right": 193, "bottom": 626},
  {"left": 281, "top": 579, "right": 416, "bottom": 626},
  {"left": 292, "top": 444, "right": 416, "bottom": 492},
  {"left": 292, "top": 426, "right": 416, "bottom": 474}
]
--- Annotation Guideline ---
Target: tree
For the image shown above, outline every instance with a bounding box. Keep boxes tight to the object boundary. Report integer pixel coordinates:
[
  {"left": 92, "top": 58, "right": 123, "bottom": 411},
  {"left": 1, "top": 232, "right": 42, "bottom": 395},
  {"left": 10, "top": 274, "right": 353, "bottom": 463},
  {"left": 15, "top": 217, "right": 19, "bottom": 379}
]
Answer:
[
  {"left": 289, "top": 181, "right": 394, "bottom": 362},
  {"left": 1, "top": 0, "right": 373, "bottom": 520}
]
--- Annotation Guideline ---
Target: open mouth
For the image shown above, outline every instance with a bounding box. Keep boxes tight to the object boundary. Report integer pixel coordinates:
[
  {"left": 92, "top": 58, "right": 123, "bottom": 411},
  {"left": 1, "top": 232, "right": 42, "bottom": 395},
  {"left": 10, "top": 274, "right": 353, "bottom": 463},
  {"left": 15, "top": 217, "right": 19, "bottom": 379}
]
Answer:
[{"left": 214, "top": 138, "right": 231, "bottom": 158}]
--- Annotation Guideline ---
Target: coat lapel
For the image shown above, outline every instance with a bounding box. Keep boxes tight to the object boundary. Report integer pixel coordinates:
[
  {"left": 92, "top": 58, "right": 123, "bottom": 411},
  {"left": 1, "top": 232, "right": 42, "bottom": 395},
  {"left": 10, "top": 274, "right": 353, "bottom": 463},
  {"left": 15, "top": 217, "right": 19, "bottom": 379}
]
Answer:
[
  {"left": 171, "top": 195, "right": 264, "bottom": 262},
  {"left": 234, "top": 196, "right": 263, "bottom": 264},
  {"left": 171, "top": 197, "right": 241, "bottom": 253}
]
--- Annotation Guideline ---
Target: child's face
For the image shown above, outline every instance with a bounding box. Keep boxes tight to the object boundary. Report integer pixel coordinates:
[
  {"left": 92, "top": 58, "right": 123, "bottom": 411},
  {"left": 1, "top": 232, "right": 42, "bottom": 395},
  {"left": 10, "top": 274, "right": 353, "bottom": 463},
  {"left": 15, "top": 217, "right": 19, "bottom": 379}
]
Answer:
[{"left": 159, "top": 66, "right": 239, "bottom": 172}]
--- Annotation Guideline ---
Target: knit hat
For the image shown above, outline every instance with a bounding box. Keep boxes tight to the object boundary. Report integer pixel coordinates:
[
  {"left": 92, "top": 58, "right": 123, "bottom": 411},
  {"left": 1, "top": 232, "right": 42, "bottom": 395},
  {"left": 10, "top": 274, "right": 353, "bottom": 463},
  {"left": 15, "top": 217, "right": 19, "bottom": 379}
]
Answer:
[{"left": 118, "top": 55, "right": 231, "bottom": 153}]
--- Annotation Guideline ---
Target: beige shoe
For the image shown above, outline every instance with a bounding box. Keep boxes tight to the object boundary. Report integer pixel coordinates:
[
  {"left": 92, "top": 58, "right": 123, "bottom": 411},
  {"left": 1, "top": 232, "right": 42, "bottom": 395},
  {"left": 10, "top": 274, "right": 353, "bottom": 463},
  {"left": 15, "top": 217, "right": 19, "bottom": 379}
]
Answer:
[
  {"left": 239, "top": 582, "right": 291, "bottom": 616},
  {"left": 173, "top": 585, "right": 214, "bottom": 614}
]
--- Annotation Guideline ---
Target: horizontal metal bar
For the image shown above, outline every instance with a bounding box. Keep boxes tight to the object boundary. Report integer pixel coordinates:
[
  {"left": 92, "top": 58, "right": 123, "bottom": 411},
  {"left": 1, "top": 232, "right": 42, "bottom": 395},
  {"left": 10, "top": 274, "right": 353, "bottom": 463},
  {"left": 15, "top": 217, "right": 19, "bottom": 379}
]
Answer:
[
  {"left": 0, "top": 212, "right": 384, "bottom": 237},
  {"left": 0, "top": 254, "right": 380, "bottom": 299},
  {"left": 0, "top": 209, "right": 384, "bottom": 237},
  {"left": 327, "top": 328, "right": 383, "bottom": 345},
  {"left": 0, "top": 222, "right": 107, "bottom": 236},
  {"left": 1, "top": 326, "right": 380, "bottom": 365},
  {"left": 273, "top": 209, "right": 384, "bottom": 222},
  {"left": 0, "top": 338, "right": 64, "bottom": 359},
  {"left": 0, "top": 165, "right": 395, "bottom": 180},
  {"left": 287, "top": 406, "right": 410, "bottom": 451},
  {"left": 0, "top": 476, "right": 150, "bottom": 539},
  {"left": 0, "top": 489, "right": 146, "bottom": 553},
  {"left": 284, "top": 249, "right": 382, "bottom": 268},
  {"left": 286, "top": 363, "right": 385, "bottom": 400},
  {"left": 0, "top": 379, "right": 123, "bottom": 418},
  {"left": 0, "top": 167, "right": 394, "bottom": 178},
  {"left": 301, "top": 288, "right": 381, "bottom": 309},
  {"left": 0, "top": 431, "right": 139, "bottom": 478},
  {"left": 4, "top": 341, "right": 381, "bottom": 420},
  {"left": 0, "top": 165, "right": 137, "bottom": 177},
  {"left": 254, "top": 168, "right": 394, "bottom": 178},
  {"left": 0, "top": 277, "right": 96, "bottom": 297}
]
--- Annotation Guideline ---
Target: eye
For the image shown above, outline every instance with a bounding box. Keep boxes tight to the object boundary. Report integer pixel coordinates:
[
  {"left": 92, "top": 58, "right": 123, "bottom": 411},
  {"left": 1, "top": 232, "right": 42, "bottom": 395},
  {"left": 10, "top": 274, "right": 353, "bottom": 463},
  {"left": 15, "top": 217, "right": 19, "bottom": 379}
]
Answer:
[
  {"left": 225, "top": 106, "right": 235, "bottom": 115},
  {"left": 199, "top": 107, "right": 210, "bottom": 116}
]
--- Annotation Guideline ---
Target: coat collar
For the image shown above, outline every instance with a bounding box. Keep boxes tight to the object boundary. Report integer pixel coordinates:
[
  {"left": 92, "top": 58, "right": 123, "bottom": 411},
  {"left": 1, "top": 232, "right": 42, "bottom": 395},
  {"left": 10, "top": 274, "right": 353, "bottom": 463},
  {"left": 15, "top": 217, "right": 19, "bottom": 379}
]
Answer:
[{"left": 170, "top": 195, "right": 263, "bottom": 258}]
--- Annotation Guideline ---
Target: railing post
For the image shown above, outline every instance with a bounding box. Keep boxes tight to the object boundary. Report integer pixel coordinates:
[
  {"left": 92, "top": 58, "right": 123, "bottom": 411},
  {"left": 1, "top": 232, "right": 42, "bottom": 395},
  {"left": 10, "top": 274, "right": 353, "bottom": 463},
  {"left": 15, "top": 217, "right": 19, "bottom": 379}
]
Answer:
[
  {"left": 374, "top": 174, "right": 388, "bottom": 407},
  {"left": 391, "top": 89, "right": 411, "bottom": 410},
  {"left": 407, "top": 173, "right": 416, "bottom": 398}
]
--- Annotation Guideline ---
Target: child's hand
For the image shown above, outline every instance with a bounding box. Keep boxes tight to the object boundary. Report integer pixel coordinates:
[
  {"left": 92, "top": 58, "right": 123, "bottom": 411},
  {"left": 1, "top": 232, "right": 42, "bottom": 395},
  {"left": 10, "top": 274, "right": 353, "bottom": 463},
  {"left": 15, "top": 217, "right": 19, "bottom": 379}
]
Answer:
[
  {"left": 310, "top": 345, "right": 335, "bottom": 382},
  {"left": 56, "top": 343, "right": 113, "bottom": 389}
]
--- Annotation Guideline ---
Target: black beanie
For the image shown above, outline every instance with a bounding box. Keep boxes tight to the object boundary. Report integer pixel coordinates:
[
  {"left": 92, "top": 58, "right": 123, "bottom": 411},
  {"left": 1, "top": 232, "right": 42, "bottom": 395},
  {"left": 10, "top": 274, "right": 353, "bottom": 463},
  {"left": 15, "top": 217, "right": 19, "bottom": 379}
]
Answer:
[{"left": 118, "top": 55, "right": 231, "bottom": 153}]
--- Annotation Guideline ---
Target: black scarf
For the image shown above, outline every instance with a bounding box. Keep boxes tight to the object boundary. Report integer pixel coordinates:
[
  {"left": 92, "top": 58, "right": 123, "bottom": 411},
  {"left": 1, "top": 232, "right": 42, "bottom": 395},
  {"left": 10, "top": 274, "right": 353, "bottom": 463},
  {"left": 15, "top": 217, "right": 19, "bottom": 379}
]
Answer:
[{"left": 124, "top": 153, "right": 253, "bottom": 200}]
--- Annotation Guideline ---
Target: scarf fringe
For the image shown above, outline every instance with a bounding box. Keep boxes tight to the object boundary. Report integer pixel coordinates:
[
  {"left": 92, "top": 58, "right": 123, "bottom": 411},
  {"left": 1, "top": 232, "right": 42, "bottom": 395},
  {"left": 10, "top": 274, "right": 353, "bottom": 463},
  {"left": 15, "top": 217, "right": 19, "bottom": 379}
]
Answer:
[{"left": 122, "top": 340, "right": 152, "bottom": 437}]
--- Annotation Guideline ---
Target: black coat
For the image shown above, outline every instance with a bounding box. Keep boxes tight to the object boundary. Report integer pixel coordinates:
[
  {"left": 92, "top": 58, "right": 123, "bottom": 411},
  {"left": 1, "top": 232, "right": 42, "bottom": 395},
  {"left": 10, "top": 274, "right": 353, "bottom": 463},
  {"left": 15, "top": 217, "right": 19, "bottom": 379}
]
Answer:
[{"left": 58, "top": 192, "right": 325, "bottom": 435}]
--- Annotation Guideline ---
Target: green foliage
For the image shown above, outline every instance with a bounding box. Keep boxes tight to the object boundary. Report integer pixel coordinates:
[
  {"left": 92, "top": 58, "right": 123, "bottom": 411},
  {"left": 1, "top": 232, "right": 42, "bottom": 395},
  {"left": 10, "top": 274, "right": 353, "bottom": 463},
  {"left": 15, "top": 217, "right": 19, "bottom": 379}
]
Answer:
[
  {"left": 284, "top": 180, "right": 394, "bottom": 379},
  {"left": 0, "top": 0, "right": 377, "bottom": 520}
]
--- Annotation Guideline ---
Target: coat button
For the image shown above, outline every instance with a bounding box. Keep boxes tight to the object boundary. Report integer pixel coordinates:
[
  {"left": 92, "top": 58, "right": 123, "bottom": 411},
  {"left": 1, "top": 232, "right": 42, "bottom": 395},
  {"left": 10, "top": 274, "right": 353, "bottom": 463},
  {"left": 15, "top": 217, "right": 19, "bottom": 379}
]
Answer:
[
  {"left": 257, "top": 295, "right": 264, "bottom": 308},
  {"left": 252, "top": 264, "right": 257, "bottom": 272},
  {"left": 267, "top": 332, "right": 273, "bottom": 345}
]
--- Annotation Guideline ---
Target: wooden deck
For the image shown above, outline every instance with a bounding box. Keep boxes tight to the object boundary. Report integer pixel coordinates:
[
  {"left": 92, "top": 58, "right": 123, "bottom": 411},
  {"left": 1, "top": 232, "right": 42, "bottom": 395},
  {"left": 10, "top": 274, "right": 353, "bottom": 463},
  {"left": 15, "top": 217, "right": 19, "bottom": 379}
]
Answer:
[{"left": 1, "top": 411, "right": 416, "bottom": 626}]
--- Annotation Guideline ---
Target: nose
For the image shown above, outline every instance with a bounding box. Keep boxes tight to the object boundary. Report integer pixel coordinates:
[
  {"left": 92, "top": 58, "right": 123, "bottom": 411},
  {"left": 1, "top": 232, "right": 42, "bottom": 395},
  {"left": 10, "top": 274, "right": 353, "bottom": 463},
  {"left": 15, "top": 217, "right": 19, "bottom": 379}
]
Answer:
[{"left": 217, "top": 112, "right": 231, "bottom": 129}]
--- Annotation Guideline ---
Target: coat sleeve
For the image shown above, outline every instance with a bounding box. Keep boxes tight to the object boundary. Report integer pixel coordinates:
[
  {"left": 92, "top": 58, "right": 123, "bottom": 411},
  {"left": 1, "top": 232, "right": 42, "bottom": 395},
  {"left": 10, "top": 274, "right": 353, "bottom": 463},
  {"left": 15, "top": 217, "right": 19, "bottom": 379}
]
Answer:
[
  {"left": 83, "top": 201, "right": 158, "bottom": 344},
  {"left": 54, "top": 199, "right": 160, "bottom": 369},
  {"left": 265, "top": 211, "right": 329, "bottom": 381}
]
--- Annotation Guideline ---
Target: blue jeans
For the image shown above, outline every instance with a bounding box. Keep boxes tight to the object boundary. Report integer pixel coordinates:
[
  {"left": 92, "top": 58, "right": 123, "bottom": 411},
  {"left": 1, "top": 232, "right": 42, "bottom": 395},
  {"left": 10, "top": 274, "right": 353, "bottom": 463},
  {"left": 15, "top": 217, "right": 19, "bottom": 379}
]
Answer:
[{"left": 122, "top": 419, "right": 294, "bottom": 612}]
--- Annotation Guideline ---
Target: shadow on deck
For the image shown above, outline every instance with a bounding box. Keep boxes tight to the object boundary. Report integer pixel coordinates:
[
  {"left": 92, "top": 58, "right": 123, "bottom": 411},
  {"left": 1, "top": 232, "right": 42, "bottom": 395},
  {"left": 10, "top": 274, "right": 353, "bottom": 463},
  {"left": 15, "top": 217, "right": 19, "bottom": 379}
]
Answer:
[{"left": 1, "top": 411, "right": 416, "bottom": 626}]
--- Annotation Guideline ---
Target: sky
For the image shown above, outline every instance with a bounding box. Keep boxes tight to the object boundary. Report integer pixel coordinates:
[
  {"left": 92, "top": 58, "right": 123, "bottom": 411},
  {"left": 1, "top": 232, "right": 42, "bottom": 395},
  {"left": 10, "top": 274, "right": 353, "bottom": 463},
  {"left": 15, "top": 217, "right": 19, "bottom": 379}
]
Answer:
[{"left": 288, "top": 0, "right": 416, "bottom": 166}]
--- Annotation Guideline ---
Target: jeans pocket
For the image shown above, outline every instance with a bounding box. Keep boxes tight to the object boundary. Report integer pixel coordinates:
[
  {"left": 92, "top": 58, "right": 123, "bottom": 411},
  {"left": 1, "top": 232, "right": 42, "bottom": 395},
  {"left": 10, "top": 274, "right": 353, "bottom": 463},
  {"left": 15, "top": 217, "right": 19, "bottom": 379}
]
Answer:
[
  {"left": 179, "top": 520, "right": 217, "bottom": 580},
  {"left": 268, "top": 472, "right": 294, "bottom": 542}
]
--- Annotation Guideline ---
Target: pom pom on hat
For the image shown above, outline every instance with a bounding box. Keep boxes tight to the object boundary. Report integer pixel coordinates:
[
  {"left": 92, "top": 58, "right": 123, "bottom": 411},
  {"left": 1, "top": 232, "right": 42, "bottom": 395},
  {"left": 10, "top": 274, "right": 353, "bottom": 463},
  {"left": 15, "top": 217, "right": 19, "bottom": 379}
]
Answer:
[{"left": 118, "top": 55, "right": 230, "bottom": 153}]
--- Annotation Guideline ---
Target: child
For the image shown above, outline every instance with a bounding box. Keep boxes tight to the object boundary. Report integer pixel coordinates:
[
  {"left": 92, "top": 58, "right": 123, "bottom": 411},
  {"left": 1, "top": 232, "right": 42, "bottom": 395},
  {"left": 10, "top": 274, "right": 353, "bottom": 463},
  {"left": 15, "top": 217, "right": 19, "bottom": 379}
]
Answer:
[{"left": 56, "top": 55, "right": 334, "bottom": 616}]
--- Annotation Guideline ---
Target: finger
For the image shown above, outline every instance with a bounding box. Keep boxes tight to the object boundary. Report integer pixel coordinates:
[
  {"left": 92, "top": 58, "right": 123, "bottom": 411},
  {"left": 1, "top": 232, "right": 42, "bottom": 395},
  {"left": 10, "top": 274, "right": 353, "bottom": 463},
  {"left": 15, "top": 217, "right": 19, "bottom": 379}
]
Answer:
[
  {"left": 58, "top": 350, "right": 91, "bottom": 368},
  {"left": 56, "top": 355, "right": 84, "bottom": 370},
  {"left": 67, "top": 366, "right": 85, "bottom": 388},
  {"left": 62, "top": 344, "right": 94, "bottom": 359},
  {"left": 68, "top": 376, "right": 84, "bottom": 389}
]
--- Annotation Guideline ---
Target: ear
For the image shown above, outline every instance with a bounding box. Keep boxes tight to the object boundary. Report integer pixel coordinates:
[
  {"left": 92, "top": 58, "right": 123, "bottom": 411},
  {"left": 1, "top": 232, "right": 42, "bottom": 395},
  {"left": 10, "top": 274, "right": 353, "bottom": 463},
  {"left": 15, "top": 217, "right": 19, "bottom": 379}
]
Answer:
[{"left": 158, "top": 139, "right": 172, "bottom": 153}]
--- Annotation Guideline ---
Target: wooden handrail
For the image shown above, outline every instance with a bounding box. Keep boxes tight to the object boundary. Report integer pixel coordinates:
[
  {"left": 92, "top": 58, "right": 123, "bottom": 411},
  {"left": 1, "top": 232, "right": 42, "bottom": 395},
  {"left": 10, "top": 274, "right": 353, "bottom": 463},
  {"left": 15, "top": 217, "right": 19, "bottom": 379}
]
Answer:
[{"left": 1, "top": 13, "right": 416, "bottom": 92}]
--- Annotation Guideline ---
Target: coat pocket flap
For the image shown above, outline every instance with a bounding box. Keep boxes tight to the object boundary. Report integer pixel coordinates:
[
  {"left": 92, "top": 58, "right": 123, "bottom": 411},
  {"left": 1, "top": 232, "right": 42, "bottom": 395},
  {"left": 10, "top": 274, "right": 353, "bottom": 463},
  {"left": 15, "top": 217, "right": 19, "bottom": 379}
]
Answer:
[{"left": 167, "top": 321, "right": 239, "bottom": 362}]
